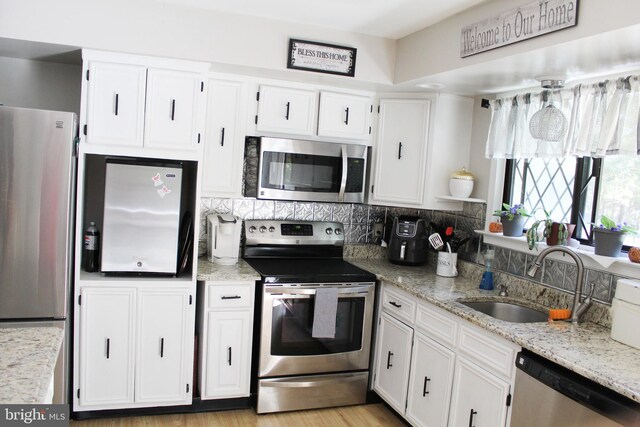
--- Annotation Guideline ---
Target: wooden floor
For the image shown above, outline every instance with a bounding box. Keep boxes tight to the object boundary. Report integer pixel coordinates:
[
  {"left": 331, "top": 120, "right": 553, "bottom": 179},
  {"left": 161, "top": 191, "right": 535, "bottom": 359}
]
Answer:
[{"left": 70, "top": 404, "right": 405, "bottom": 427}]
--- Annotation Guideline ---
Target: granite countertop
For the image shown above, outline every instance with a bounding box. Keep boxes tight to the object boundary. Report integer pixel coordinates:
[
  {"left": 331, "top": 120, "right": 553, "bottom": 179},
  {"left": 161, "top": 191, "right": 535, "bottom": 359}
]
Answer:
[
  {"left": 197, "top": 258, "right": 261, "bottom": 282},
  {"left": 0, "top": 327, "right": 64, "bottom": 404},
  {"left": 349, "top": 259, "right": 640, "bottom": 403}
]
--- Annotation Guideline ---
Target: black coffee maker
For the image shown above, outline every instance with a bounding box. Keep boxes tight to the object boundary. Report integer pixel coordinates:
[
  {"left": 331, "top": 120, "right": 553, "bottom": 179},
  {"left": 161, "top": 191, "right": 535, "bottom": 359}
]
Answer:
[{"left": 387, "top": 215, "right": 428, "bottom": 265}]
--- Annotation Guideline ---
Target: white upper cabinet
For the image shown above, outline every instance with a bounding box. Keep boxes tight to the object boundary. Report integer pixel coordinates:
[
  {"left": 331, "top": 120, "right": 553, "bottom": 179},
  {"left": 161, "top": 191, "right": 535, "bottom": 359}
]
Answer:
[
  {"left": 371, "top": 99, "right": 430, "bottom": 206},
  {"left": 370, "top": 94, "right": 473, "bottom": 210},
  {"left": 85, "top": 62, "right": 146, "bottom": 147},
  {"left": 81, "top": 50, "right": 209, "bottom": 157},
  {"left": 144, "top": 69, "right": 202, "bottom": 150},
  {"left": 256, "top": 85, "right": 317, "bottom": 136},
  {"left": 201, "top": 78, "right": 247, "bottom": 198},
  {"left": 318, "top": 91, "right": 371, "bottom": 140}
]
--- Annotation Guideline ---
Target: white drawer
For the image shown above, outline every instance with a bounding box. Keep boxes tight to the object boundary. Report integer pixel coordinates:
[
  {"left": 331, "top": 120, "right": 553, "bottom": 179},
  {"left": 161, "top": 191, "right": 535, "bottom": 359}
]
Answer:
[
  {"left": 457, "top": 323, "right": 519, "bottom": 380},
  {"left": 381, "top": 285, "right": 416, "bottom": 324},
  {"left": 415, "top": 301, "right": 458, "bottom": 348},
  {"left": 207, "top": 282, "right": 254, "bottom": 309}
]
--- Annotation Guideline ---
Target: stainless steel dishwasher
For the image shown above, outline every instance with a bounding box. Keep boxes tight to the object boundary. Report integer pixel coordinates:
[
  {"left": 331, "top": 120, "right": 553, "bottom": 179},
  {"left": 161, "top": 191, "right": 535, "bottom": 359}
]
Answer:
[{"left": 511, "top": 350, "right": 640, "bottom": 427}]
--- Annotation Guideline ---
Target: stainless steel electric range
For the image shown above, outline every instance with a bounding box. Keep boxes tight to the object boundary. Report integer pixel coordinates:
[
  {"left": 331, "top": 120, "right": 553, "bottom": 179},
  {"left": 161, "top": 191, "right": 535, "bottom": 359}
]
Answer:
[{"left": 242, "top": 220, "right": 377, "bottom": 414}]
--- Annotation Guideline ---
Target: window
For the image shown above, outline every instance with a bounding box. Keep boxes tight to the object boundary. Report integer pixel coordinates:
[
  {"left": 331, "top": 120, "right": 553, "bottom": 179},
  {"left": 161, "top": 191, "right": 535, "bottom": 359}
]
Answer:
[{"left": 504, "top": 155, "right": 640, "bottom": 249}]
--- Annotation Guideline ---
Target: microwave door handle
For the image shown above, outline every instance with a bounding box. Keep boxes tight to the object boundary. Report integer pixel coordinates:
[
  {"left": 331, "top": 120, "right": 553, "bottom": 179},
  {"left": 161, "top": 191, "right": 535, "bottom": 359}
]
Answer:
[{"left": 338, "top": 144, "right": 348, "bottom": 202}]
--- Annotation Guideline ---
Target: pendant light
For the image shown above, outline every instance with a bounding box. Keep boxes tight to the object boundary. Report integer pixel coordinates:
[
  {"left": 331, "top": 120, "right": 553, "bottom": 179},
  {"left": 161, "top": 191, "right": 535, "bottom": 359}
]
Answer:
[{"left": 529, "top": 78, "right": 568, "bottom": 142}]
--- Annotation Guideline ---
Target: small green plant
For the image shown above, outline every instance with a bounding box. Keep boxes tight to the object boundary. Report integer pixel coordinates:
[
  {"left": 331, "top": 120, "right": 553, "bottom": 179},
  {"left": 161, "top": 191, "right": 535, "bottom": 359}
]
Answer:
[
  {"left": 526, "top": 210, "right": 568, "bottom": 250},
  {"left": 492, "top": 203, "right": 531, "bottom": 221}
]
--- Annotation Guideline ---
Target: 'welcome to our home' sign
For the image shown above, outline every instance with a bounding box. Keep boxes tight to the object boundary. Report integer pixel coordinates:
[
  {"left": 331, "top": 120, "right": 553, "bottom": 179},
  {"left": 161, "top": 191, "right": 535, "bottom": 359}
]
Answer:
[
  {"left": 460, "top": 0, "right": 579, "bottom": 57},
  {"left": 288, "top": 39, "right": 357, "bottom": 77}
]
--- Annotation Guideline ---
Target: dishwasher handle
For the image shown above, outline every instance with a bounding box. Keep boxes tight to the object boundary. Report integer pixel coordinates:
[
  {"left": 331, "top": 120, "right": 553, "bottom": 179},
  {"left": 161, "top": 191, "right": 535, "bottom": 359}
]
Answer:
[{"left": 515, "top": 350, "right": 640, "bottom": 425}]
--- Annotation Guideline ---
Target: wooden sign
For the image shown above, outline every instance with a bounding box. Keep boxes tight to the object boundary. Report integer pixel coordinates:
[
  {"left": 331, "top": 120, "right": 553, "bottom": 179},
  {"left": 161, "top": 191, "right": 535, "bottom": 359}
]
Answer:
[
  {"left": 287, "top": 39, "right": 357, "bottom": 77},
  {"left": 460, "top": 0, "right": 579, "bottom": 57}
]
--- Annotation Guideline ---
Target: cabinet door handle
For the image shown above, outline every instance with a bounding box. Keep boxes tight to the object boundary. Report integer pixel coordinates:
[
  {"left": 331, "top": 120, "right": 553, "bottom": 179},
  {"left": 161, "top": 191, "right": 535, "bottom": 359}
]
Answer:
[
  {"left": 220, "top": 127, "right": 225, "bottom": 146},
  {"left": 389, "top": 301, "right": 402, "bottom": 308},
  {"left": 221, "top": 295, "right": 242, "bottom": 300},
  {"left": 398, "top": 142, "right": 403, "bottom": 159},
  {"left": 468, "top": 409, "right": 477, "bottom": 427},
  {"left": 423, "top": 377, "right": 431, "bottom": 396},
  {"left": 171, "top": 99, "right": 176, "bottom": 121},
  {"left": 227, "top": 346, "right": 232, "bottom": 366},
  {"left": 344, "top": 107, "right": 350, "bottom": 125},
  {"left": 114, "top": 93, "right": 119, "bottom": 116},
  {"left": 105, "top": 338, "right": 110, "bottom": 359},
  {"left": 386, "top": 351, "right": 393, "bottom": 369},
  {"left": 285, "top": 101, "right": 290, "bottom": 120},
  {"left": 160, "top": 338, "right": 164, "bottom": 358}
]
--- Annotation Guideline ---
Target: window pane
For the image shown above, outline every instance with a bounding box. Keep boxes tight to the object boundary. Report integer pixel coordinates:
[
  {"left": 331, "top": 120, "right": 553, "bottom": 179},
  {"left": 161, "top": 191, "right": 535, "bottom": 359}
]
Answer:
[
  {"left": 510, "top": 158, "right": 576, "bottom": 227},
  {"left": 596, "top": 156, "right": 640, "bottom": 247}
]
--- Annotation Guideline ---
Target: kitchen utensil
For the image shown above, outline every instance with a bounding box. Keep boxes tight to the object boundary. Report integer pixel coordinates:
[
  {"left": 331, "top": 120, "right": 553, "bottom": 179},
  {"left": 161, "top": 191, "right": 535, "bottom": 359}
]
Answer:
[{"left": 428, "top": 232, "right": 444, "bottom": 250}]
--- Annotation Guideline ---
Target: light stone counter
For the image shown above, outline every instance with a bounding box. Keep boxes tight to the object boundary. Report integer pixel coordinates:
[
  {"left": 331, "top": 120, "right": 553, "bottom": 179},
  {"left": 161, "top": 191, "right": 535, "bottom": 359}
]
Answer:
[
  {"left": 197, "top": 258, "right": 260, "bottom": 282},
  {"left": 349, "top": 259, "right": 640, "bottom": 404},
  {"left": 0, "top": 327, "right": 63, "bottom": 404}
]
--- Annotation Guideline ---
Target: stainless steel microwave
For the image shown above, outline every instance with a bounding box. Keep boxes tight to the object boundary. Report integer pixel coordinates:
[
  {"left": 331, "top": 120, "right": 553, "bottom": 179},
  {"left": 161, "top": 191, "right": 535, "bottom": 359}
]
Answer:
[{"left": 253, "top": 137, "right": 367, "bottom": 203}]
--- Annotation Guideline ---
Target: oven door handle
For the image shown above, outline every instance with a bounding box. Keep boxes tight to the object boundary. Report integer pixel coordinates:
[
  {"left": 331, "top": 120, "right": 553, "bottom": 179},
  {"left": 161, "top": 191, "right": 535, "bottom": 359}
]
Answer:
[
  {"left": 338, "top": 144, "right": 348, "bottom": 202},
  {"left": 261, "top": 373, "right": 364, "bottom": 388},
  {"left": 266, "top": 286, "right": 374, "bottom": 296}
]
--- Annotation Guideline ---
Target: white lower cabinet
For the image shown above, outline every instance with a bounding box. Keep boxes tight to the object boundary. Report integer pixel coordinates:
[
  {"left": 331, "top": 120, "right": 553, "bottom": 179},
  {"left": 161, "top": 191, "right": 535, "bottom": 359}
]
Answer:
[
  {"left": 373, "top": 312, "right": 413, "bottom": 413},
  {"left": 406, "top": 332, "right": 455, "bottom": 427},
  {"left": 76, "top": 285, "right": 195, "bottom": 411},
  {"left": 449, "top": 357, "right": 511, "bottom": 427},
  {"left": 374, "top": 283, "right": 519, "bottom": 427},
  {"left": 198, "top": 281, "right": 255, "bottom": 400}
]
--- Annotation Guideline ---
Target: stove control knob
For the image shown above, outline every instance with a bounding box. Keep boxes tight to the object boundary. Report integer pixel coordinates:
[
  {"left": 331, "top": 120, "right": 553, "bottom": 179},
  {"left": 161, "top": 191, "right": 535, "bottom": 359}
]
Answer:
[
  {"left": 248, "top": 226, "right": 257, "bottom": 233},
  {"left": 269, "top": 226, "right": 276, "bottom": 233},
  {"left": 334, "top": 228, "right": 342, "bottom": 236},
  {"left": 259, "top": 226, "right": 267, "bottom": 233},
  {"left": 325, "top": 227, "right": 333, "bottom": 235}
]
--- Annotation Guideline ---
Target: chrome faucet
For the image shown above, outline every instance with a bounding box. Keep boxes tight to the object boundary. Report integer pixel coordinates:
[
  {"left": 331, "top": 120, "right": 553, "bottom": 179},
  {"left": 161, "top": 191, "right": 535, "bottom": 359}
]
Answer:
[{"left": 527, "top": 246, "right": 595, "bottom": 324}]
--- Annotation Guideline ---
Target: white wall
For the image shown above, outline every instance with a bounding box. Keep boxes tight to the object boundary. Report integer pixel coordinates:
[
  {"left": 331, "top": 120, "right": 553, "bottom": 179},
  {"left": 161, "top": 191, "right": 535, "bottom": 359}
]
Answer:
[
  {"left": 0, "top": 56, "right": 81, "bottom": 114},
  {"left": 468, "top": 96, "right": 492, "bottom": 201},
  {"left": 395, "top": 0, "right": 640, "bottom": 84},
  {"left": 0, "top": 0, "right": 396, "bottom": 87}
]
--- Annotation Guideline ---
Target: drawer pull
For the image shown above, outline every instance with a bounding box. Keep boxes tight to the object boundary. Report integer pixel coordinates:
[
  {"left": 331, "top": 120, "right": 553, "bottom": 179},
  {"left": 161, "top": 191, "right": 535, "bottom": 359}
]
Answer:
[
  {"left": 344, "top": 107, "right": 350, "bottom": 125},
  {"left": 221, "top": 295, "right": 242, "bottom": 300},
  {"left": 160, "top": 337, "right": 164, "bottom": 358},
  {"left": 220, "top": 127, "right": 225, "bottom": 146},
  {"left": 386, "top": 351, "right": 393, "bottom": 369},
  {"left": 170, "top": 99, "right": 176, "bottom": 121},
  {"left": 227, "top": 346, "right": 232, "bottom": 366},
  {"left": 114, "top": 93, "right": 119, "bottom": 116},
  {"left": 468, "top": 409, "right": 477, "bottom": 427},
  {"left": 389, "top": 301, "right": 402, "bottom": 308},
  {"left": 285, "top": 101, "right": 290, "bottom": 120},
  {"left": 105, "top": 338, "right": 110, "bottom": 359},
  {"left": 423, "top": 377, "right": 431, "bottom": 396}
]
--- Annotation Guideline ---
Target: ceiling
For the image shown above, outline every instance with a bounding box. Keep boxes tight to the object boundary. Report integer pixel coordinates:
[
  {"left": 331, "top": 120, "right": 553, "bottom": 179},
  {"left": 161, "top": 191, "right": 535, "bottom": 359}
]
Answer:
[{"left": 153, "top": 0, "right": 488, "bottom": 39}]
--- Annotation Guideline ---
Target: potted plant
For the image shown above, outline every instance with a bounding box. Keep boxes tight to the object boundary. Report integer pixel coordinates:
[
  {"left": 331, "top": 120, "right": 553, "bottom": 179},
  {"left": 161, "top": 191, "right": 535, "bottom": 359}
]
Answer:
[
  {"left": 525, "top": 210, "right": 575, "bottom": 250},
  {"left": 592, "top": 215, "right": 637, "bottom": 257},
  {"left": 493, "top": 203, "right": 530, "bottom": 237}
]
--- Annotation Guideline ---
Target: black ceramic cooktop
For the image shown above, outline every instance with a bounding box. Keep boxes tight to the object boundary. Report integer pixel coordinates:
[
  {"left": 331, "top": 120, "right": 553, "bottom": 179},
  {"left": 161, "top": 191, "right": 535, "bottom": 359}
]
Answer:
[{"left": 244, "top": 258, "right": 376, "bottom": 284}]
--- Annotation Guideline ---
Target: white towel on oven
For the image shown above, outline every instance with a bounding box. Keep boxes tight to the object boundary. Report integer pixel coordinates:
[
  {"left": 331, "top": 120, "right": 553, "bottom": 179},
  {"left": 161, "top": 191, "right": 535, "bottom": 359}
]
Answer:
[{"left": 312, "top": 287, "right": 338, "bottom": 338}]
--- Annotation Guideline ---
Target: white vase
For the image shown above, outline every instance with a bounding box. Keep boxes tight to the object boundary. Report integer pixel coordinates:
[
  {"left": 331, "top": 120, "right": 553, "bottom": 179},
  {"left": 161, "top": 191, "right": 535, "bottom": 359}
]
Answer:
[{"left": 436, "top": 251, "right": 458, "bottom": 277}]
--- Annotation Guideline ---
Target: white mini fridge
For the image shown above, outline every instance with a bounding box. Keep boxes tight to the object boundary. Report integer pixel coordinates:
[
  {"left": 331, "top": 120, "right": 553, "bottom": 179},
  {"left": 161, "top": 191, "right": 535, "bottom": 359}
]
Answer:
[{"left": 101, "top": 160, "right": 183, "bottom": 274}]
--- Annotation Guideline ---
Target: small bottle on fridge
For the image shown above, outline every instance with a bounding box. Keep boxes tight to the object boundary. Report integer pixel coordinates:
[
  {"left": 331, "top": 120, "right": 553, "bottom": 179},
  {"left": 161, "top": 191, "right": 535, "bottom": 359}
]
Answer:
[{"left": 84, "top": 221, "right": 100, "bottom": 273}]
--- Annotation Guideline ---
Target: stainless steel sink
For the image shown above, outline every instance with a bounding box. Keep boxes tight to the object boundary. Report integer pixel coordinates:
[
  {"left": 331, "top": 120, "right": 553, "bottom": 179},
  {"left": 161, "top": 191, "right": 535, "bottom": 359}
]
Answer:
[{"left": 460, "top": 301, "right": 548, "bottom": 323}]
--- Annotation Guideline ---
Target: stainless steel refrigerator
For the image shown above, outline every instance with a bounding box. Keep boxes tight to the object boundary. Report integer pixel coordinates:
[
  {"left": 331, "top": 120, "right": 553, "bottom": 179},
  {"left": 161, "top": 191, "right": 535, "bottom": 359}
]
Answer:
[{"left": 0, "top": 106, "right": 77, "bottom": 404}]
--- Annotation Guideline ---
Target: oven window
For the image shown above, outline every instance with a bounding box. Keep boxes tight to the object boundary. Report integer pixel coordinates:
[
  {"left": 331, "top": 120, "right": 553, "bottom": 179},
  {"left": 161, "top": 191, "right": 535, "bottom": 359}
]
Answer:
[
  {"left": 271, "top": 296, "right": 365, "bottom": 355},
  {"left": 261, "top": 151, "right": 341, "bottom": 192}
]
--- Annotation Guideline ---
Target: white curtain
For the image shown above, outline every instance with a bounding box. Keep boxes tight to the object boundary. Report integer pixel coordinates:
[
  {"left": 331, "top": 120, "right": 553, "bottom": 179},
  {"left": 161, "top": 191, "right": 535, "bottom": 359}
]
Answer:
[{"left": 486, "top": 76, "right": 640, "bottom": 159}]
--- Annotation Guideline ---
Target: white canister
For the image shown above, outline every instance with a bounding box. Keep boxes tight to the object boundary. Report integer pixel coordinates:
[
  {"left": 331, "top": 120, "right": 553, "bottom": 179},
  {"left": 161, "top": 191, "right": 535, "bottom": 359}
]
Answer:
[
  {"left": 610, "top": 279, "right": 640, "bottom": 350},
  {"left": 436, "top": 251, "right": 458, "bottom": 277},
  {"left": 449, "top": 167, "right": 475, "bottom": 198}
]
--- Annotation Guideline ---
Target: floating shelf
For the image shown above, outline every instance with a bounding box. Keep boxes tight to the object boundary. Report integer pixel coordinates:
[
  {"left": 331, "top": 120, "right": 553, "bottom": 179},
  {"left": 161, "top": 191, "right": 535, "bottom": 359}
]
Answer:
[{"left": 436, "top": 195, "right": 487, "bottom": 204}]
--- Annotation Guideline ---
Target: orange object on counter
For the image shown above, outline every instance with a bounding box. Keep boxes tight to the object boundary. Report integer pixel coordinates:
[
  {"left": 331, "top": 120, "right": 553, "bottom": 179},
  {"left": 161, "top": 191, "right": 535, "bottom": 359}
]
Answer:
[
  {"left": 489, "top": 222, "right": 503, "bottom": 233},
  {"left": 548, "top": 308, "right": 572, "bottom": 320}
]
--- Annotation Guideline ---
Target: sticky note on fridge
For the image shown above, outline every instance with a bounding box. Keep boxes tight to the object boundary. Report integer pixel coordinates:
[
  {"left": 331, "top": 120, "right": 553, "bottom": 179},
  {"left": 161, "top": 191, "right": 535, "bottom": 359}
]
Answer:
[
  {"left": 157, "top": 186, "right": 171, "bottom": 198},
  {"left": 152, "top": 173, "right": 163, "bottom": 187}
]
